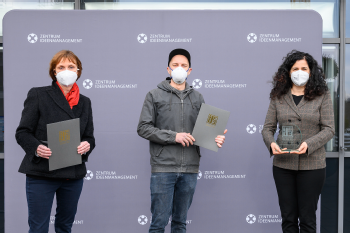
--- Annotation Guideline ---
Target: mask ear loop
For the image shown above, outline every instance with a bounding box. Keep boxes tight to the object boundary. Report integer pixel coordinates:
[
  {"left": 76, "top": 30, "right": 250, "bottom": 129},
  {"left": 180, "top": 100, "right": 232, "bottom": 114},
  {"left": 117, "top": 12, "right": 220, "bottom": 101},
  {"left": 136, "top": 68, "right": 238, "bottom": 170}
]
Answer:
[
  {"left": 185, "top": 67, "right": 189, "bottom": 80},
  {"left": 168, "top": 67, "right": 173, "bottom": 79}
]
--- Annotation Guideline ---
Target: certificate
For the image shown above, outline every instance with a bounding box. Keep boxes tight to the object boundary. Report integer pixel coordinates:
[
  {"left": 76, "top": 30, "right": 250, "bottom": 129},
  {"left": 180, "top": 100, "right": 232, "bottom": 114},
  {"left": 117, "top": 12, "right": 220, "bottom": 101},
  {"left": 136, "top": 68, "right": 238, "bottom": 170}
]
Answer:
[
  {"left": 47, "top": 118, "right": 81, "bottom": 171},
  {"left": 192, "top": 103, "right": 230, "bottom": 152}
]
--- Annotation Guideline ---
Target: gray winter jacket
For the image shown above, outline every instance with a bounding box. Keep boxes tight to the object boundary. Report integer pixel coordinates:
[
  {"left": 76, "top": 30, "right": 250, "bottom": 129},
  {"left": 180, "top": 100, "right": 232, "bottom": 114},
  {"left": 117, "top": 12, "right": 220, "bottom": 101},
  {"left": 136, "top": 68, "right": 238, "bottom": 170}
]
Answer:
[{"left": 137, "top": 78, "right": 205, "bottom": 173}]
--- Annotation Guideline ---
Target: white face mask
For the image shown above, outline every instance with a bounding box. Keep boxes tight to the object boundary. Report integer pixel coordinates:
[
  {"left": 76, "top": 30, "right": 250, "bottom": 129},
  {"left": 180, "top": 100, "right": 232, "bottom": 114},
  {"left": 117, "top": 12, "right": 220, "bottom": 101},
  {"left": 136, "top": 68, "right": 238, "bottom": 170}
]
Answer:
[
  {"left": 56, "top": 70, "right": 78, "bottom": 86},
  {"left": 170, "top": 67, "right": 189, "bottom": 84},
  {"left": 291, "top": 70, "right": 309, "bottom": 87}
]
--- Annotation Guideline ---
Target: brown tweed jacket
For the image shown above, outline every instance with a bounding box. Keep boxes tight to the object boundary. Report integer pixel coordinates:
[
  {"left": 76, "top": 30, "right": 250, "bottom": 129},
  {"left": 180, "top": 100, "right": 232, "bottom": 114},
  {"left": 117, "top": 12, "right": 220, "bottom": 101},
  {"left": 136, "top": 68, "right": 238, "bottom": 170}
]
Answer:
[{"left": 261, "top": 89, "right": 335, "bottom": 170}]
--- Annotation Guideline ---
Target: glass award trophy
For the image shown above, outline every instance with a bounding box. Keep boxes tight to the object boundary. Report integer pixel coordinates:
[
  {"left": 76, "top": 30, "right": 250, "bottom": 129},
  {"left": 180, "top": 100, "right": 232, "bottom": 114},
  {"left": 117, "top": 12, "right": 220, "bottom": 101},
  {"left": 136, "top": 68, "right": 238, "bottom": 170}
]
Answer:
[{"left": 276, "top": 124, "right": 302, "bottom": 152}]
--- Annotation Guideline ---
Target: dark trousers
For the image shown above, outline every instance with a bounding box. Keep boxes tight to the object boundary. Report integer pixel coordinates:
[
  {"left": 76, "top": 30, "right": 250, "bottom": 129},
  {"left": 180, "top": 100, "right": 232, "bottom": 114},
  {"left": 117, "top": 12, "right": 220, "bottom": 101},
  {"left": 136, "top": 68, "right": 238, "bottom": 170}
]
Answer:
[
  {"left": 273, "top": 166, "right": 326, "bottom": 233},
  {"left": 149, "top": 172, "right": 198, "bottom": 233},
  {"left": 26, "top": 176, "right": 84, "bottom": 233}
]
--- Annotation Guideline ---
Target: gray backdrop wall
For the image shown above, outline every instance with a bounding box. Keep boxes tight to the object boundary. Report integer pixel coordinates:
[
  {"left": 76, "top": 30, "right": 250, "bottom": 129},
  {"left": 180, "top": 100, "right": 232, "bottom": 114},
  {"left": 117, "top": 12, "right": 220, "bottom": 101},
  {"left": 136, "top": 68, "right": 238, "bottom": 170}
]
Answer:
[{"left": 3, "top": 10, "right": 322, "bottom": 232}]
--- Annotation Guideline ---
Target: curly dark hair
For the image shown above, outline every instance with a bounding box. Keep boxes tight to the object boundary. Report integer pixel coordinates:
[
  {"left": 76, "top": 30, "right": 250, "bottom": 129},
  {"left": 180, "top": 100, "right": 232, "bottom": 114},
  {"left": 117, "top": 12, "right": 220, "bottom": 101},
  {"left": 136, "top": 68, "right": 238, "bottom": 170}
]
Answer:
[{"left": 270, "top": 50, "right": 328, "bottom": 101}]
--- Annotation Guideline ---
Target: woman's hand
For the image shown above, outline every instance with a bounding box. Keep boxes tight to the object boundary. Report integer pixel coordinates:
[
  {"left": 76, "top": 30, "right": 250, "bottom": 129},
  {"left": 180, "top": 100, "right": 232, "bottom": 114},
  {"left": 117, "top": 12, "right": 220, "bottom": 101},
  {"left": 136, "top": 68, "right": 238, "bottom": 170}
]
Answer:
[
  {"left": 290, "top": 142, "right": 308, "bottom": 154},
  {"left": 215, "top": 129, "right": 227, "bottom": 148},
  {"left": 77, "top": 141, "right": 90, "bottom": 155},
  {"left": 271, "top": 142, "right": 289, "bottom": 155},
  {"left": 36, "top": 145, "right": 52, "bottom": 159},
  {"left": 176, "top": 133, "right": 195, "bottom": 147}
]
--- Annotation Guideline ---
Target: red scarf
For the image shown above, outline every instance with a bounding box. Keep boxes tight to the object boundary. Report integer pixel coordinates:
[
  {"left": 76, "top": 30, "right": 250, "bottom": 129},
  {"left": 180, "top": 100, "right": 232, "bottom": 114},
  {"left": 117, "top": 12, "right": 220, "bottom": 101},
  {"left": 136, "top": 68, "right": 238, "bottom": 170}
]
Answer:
[{"left": 56, "top": 82, "right": 80, "bottom": 109}]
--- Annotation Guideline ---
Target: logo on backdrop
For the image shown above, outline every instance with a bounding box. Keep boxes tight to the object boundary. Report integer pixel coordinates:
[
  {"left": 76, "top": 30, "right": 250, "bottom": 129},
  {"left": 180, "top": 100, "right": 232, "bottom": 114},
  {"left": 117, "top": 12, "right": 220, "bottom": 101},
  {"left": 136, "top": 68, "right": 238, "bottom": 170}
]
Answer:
[
  {"left": 197, "top": 170, "right": 202, "bottom": 180},
  {"left": 138, "top": 215, "right": 148, "bottom": 225},
  {"left": 83, "top": 79, "right": 93, "bottom": 89},
  {"left": 247, "top": 33, "right": 302, "bottom": 43},
  {"left": 246, "top": 124, "right": 257, "bottom": 134},
  {"left": 50, "top": 216, "right": 83, "bottom": 225},
  {"left": 198, "top": 170, "right": 246, "bottom": 180},
  {"left": 191, "top": 79, "right": 247, "bottom": 89},
  {"left": 246, "top": 214, "right": 282, "bottom": 224},
  {"left": 85, "top": 170, "right": 94, "bottom": 180},
  {"left": 192, "top": 79, "right": 202, "bottom": 89},
  {"left": 137, "top": 33, "right": 148, "bottom": 43},
  {"left": 137, "top": 34, "right": 192, "bottom": 43},
  {"left": 247, "top": 33, "right": 257, "bottom": 43},
  {"left": 138, "top": 215, "right": 192, "bottom": 226},
  {"left": 27, "top": 33, "right": 38, "bottom": 43},
  {"left": 27, "top": 33, "right": 82, "bottom": 44},
  {"left": 84, "top": 170, "right": 138, "bottom": 180},
  {"left": 246, "top": 214, "right": 256, "bottom": 224},
  {"left": 246, "top": 124, "right": 264, "bottom": 134},
  {"left": 82, "top": 79, "right": 137, "bottom": 89},
  {"left": 95, "top": 171, "right": 138, "bottom": 180}
]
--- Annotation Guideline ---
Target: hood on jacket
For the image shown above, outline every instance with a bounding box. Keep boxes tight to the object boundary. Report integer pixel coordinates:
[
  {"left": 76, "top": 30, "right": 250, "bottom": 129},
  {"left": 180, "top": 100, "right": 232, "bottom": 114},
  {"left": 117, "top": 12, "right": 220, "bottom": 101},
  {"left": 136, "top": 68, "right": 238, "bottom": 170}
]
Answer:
[{"left": 157, "top": 78, "right": 194, "bottom": 111}]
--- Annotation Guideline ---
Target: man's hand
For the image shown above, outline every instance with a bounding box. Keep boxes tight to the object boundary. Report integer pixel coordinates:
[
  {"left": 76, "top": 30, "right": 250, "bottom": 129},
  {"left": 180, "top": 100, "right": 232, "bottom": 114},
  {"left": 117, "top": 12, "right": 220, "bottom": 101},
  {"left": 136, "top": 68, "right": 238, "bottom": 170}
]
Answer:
[
  {"left": 215, "top": 129, "right": 227, "bottom": 148},
  {"left": 36, "top": 145, "right": 52, "bottom": 159},
  {"left": 176, "top": 133, "right": 195, "bottom": 147}
]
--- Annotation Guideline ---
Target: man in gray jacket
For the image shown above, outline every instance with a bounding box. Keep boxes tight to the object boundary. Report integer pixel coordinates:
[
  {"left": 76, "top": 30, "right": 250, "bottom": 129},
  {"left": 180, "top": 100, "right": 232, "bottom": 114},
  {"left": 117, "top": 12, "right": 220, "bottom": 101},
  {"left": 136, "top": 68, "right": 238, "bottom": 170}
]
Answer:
[{"left": 137, "top": 48, "right": 226, "bottom": 233}]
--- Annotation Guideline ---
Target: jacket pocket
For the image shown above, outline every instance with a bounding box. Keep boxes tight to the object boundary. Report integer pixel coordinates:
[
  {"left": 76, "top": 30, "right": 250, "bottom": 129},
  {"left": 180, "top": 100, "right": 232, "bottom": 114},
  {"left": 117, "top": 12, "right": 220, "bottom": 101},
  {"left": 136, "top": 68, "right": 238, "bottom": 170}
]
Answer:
[{"left": 156, "top": 146, "right": 164, "bottom": 157}]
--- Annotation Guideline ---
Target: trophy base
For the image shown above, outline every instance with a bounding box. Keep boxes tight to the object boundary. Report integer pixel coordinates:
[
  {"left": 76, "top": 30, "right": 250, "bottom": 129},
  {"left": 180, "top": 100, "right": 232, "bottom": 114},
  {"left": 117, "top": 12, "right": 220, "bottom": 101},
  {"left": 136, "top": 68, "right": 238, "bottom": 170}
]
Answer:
[{"left": 281, "top": 149, "right": 300, "bottom": 153}]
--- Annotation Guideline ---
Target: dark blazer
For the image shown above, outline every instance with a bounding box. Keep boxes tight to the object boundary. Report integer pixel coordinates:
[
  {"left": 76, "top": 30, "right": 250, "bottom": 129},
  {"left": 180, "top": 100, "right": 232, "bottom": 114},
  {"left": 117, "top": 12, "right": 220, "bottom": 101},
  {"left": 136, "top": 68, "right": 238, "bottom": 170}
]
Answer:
[
  {"left": 262, "top": 89, "right": 335, "bottom": 170},
  {"left": 16, "top": 81, "right": 95, "bottom": 179}
]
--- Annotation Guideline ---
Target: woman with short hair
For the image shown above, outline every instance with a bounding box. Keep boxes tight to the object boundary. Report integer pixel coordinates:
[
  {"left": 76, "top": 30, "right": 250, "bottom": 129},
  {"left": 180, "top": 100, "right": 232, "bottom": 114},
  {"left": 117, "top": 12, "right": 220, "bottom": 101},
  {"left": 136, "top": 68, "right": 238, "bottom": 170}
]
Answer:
[
  {"left": 16, "top": 50, "right": 95, "bottom": 233},
  {"left": 262, "top": 50, "right": 335, "bottom": 233}
]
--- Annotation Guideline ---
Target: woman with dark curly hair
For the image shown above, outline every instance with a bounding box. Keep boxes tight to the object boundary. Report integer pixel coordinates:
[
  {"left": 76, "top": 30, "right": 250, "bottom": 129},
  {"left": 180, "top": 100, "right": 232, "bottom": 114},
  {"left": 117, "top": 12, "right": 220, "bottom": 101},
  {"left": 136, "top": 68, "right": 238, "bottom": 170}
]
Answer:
[{"left": 262, "top": 50, "right": 335, "bottom": 233}]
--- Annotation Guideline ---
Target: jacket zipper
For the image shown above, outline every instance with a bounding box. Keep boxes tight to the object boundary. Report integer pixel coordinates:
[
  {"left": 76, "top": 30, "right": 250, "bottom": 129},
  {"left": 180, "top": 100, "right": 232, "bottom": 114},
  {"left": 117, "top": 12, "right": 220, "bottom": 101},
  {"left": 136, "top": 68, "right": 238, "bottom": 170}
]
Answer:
[
  {"left": 176, "top": 91, "right": 191, "bottom": 172},
  {"left": 181, "top": 99, "right": 184, "bottom": 171}
]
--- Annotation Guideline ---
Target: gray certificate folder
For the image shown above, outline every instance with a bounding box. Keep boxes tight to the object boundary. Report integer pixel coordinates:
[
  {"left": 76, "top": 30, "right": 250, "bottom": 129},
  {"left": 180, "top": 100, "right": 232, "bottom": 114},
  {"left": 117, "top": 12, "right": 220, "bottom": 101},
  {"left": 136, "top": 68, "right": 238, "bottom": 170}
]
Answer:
[
  {"left": 192, "top": 104, "right": 230, "bottom": 152},
  {"left": 47, "top": 118, "right": 81, "bottom": 171}
]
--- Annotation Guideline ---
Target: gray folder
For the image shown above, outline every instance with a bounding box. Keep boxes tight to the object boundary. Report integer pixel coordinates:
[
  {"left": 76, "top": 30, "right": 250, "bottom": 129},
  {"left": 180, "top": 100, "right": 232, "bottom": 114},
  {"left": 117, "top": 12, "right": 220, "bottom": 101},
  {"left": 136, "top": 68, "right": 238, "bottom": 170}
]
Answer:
[
  {"left": 47, "top": 118, "right": 82, "bottom": 171},
  {"left": 192, "top": 103, "right": 230, "bottom": 152}
]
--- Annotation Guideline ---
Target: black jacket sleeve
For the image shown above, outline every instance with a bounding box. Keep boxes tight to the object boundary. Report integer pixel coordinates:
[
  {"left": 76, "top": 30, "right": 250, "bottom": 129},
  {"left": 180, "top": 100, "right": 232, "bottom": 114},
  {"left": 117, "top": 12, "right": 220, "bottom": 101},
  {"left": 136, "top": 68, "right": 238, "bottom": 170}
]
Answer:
[
  {"left": 81, "top": 98, "right": 95, "bottom": 162},
  {"left": 15, "top": 88, "right": 42, "bottom": 162}
]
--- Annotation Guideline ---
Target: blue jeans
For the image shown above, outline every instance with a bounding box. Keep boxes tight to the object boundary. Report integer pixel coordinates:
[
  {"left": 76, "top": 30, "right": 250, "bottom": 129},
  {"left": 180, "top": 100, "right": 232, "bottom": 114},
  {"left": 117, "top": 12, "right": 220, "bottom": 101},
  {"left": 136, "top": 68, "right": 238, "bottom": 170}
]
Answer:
[
  {"left": 149, "top": 172, "right": 198, "bottom": 233},
  {"left": 26, "top": 176, "right": 84, "bottom": 233}
]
